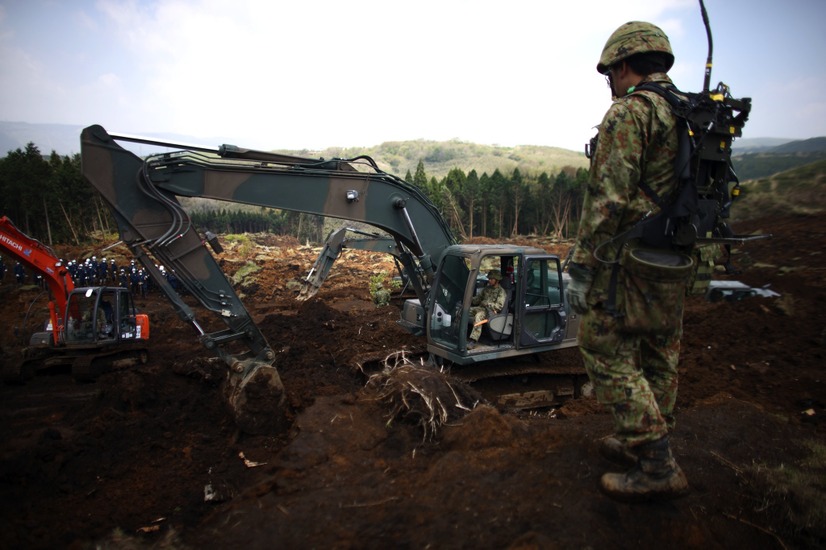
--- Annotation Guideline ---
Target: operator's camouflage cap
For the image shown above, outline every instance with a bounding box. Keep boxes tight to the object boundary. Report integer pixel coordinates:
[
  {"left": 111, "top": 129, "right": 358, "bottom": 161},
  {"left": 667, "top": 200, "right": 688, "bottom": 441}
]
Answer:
[
  {"left": 597, "top": 21, "right": 674, "bottom": 74},
  {"left": 487, "top": 269, "right": 503, "bottom": 281}
]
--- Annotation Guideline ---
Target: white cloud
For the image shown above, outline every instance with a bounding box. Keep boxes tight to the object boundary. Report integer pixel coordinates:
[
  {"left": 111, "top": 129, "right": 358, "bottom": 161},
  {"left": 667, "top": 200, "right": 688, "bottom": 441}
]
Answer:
[
  {"left": 80, "top": 0, "right": 699, "bottom": 150},
  {"left": 2, "top": 0, "right": 822, "bottom": 151},
  {"left": 96, "top": 72, "right": 121, "bottom": 88},
  {"left": 0, "top": 43, "right": 49, "bottom": 121},
  {"left": 73, "top": 7, "right": 98, "bottom": 32}
]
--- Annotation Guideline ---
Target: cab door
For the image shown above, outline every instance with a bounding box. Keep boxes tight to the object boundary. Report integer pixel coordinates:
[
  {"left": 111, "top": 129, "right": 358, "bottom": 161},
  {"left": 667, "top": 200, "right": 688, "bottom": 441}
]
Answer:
[{"left": 517, "top": 255, "right": 567, "bottom": 347}]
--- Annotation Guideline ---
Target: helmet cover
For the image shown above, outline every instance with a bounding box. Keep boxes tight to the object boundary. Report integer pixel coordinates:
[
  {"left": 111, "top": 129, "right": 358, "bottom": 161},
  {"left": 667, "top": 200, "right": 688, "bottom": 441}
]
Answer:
[{"left": 597, "top": 21, "right": 674, "bottom": 74}]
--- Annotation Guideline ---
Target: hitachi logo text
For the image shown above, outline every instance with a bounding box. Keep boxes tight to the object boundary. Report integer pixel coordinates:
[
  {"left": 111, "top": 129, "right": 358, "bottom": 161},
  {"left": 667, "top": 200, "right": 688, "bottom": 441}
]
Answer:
[{"left": 0, "top": 234, "right": 23, "bottom": 251}]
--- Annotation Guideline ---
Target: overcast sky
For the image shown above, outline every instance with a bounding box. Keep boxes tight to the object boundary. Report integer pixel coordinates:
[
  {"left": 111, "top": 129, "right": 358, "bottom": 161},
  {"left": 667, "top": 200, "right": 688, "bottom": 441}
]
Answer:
[{"left": 1, "top": 0, "right": 824, "bottom": 153}]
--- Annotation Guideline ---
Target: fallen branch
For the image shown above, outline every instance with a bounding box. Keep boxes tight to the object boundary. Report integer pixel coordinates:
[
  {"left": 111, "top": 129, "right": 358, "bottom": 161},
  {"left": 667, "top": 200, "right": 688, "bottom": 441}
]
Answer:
[
  {"left": 723, "top": 513, "right": 788, "bottom": 550},
  {"left": 710, "top": 450, "right": 743, "bottom": 475},
  {"left": 343, "top": 496, "right": 400, "bottom": 508}
]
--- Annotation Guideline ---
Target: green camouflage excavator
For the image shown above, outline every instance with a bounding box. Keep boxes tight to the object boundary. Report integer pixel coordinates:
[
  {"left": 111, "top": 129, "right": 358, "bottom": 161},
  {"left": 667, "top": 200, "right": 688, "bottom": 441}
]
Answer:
[{"left": 80, "top": 125, "right": 581, "bottom": 434}]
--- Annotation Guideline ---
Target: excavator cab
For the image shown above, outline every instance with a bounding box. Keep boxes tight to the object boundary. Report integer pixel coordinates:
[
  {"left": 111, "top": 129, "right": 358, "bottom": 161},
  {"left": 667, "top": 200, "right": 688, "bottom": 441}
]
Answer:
[
  {"left": 403, "top": 244, "right": 579, "bottom": 366},
  {"left": 5, "top": 286, "right": 150, "bottom": 383},
  {"left": 64, "top": 287, "right": 148, "bottom": 346}
]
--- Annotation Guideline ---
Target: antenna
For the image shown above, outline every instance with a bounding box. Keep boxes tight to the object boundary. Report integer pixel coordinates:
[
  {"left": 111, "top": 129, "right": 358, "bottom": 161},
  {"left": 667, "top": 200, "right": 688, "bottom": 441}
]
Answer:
[{"left": 699, "top": 0, "right": 713, "bottom": 92}]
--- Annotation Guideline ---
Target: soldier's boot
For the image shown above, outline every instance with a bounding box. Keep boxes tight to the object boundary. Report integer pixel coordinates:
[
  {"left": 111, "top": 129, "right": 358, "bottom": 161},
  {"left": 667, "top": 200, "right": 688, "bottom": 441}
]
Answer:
[
  {"left": 599, "top": 436, "right": 637, "bottom": 468},
  {"left": 600, "top": 436, "right": 689, "bottom": 502}
]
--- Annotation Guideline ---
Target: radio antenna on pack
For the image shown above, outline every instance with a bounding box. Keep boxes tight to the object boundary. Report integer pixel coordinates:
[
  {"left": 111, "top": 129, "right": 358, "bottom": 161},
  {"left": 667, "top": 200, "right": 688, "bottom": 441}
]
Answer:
[{"left": 699, "top": 0, "right": 713, "bottom": 92}]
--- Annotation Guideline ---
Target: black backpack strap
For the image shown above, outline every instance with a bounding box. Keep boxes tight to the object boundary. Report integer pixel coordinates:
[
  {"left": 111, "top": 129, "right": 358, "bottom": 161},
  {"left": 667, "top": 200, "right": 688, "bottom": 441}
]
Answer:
[
  {"left": 620, "top": 82, "right": 698, "bottom": 249},
  {"left": 632, "top": 82, "right": 694, "bottom": 185}
]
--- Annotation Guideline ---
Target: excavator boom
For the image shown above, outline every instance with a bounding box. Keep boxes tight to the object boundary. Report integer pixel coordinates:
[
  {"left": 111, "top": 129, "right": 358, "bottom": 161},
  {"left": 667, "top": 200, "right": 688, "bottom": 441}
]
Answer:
[
  {"left": 0, "top": 215, "right": 74, "bottom": 343},
  {"left": 80, "top": 124, "right": 458, "bottom": 433}
]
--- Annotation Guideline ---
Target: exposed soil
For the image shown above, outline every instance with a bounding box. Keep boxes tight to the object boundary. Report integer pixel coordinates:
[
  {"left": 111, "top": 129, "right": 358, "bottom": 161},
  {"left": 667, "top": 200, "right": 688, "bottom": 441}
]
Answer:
[{"left": 0, "top": 214, "right": 824, "bottom": 549}]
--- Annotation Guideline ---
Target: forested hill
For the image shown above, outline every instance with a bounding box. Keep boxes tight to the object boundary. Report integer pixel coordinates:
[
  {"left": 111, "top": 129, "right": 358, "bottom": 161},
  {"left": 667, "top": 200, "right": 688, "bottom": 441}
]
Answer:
[
  {"left": 733, "top": 136, "right": 826, "bottom": 181},
  {"left": 5, "top": 120, "right": 825, "bottom": 183},
  {"left": 1, "top": 120, "right": 823, "bottom": 249},
  {"left": 0, "top": 121, "right": 589, "bottom": 180},
  {"left": 0, "top": 136, "right": 592, "bottom": 248},
  {"left": 0, "top": 122, "right": 589, "bottom": 248},
  {"left": 281, "top": 141, "right": 589, "bottom": 180}
]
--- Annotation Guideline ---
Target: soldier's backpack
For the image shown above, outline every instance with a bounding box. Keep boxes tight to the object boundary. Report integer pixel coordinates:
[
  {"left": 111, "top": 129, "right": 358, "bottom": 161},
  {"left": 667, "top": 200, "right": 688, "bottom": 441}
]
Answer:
[{"left": 624, "top": 80, "right": 753, "bottom": 251}]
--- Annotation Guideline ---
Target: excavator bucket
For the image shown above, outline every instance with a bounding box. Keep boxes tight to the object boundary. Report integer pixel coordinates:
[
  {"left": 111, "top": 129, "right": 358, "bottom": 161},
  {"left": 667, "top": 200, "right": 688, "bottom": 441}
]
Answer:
[{"left": 223, "top": 355, "right": 289, "bottom": 435}]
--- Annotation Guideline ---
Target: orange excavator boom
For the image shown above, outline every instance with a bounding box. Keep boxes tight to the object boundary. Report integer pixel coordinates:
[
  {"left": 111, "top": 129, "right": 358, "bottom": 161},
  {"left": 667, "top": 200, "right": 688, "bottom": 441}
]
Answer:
[{"left": 0, "top": 216, "right": 75, "bottom": 343}]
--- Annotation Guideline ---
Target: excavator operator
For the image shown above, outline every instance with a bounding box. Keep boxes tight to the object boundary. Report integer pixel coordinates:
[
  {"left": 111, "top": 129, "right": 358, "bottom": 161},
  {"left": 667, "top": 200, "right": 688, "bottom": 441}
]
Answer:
[{"left": 467, "top": 269, "right": 506, "bottom": 348}]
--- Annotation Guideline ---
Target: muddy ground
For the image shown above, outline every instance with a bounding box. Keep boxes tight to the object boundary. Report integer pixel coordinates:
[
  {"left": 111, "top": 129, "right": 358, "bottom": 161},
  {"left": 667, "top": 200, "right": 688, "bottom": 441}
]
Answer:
[{"left": 0, "top": 214, "right": 824, "bottom": 549}]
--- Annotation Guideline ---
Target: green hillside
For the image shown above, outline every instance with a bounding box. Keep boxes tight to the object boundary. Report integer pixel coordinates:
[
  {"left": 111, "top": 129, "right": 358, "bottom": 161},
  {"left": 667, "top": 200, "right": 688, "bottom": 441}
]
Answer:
[
  {"left": 732, "top": 136, "right": 826, "bottom": 181},
  {"left": 733, "top": 158, "right": 826, "bottom": 221},
  {"left": 733, "top": 151, "right": 826, "bottom": 181},
  {"left": 771, "top": 137, "right": 826, "bottom": 153},
  {"left": 281, "top": 140, "right": 589, "bottom": 179}
]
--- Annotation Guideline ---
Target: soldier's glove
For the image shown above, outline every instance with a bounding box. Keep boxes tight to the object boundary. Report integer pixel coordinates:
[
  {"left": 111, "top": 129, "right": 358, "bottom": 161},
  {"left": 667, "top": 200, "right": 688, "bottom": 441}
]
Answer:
[{"left": 565, "top": 263, "right": 594, "bottom": 315}]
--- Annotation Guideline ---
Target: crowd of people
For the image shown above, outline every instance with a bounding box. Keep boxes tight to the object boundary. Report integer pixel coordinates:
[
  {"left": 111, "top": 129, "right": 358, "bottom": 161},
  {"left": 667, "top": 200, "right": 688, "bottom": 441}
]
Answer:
[{"left": 0, "top": 254, "right": 182, "bottom": 298}]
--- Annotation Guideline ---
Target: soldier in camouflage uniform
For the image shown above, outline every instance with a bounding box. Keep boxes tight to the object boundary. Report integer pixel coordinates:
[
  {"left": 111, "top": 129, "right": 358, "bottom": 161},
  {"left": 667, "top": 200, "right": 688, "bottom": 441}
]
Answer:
[
  {"left": 468, "top": 269, "right": 506, "bottom": 347},
  {"left": 565, "top": 22, "right": 690, "bottom": 501}
]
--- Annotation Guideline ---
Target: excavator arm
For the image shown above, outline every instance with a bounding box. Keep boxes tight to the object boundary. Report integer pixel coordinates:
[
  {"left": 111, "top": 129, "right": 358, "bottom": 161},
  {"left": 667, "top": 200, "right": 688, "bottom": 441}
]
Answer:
[
  {"left": 297, "top": 226, "right": 402, "bottom": 301},
  {"left": 80, "top": 124, "right": 456, "bottom": 433},
  {"left": 0, "top": 216, "right": 75, "bottom": 344}
]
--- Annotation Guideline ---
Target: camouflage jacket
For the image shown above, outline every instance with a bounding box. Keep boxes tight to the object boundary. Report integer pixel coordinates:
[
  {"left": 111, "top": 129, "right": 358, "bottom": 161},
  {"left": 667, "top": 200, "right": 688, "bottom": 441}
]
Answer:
[
  {"left": 572, "top": 72, "right": 680, "bottom": 303},
  {"left": 471, "top": 285, "right": 506, "bottom": 314}
]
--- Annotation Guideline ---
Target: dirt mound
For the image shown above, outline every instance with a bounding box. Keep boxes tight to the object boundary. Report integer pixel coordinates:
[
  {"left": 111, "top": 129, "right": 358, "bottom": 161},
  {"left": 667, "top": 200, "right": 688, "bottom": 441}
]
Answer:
[{"left": 1, "top": 214, "right": 824, "bottom": 549}]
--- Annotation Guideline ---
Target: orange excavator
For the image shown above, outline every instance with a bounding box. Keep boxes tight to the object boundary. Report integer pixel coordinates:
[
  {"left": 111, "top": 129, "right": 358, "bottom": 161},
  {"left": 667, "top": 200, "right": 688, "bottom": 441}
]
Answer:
[
  {"left": 1, "top": 215, "right": 75, "bottom": 345},
  {"left": 0, "top": 215, "right": 150, "bottom": 382}
]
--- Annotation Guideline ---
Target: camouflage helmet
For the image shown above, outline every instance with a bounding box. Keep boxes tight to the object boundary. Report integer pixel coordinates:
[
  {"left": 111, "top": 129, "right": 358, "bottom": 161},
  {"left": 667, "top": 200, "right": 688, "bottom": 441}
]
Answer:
[
  {"left": 597, "top": 21, "right": 674, "bottom": 74},
  {"left": 487, "top": 269, "right": 503, "bottom": 281}
]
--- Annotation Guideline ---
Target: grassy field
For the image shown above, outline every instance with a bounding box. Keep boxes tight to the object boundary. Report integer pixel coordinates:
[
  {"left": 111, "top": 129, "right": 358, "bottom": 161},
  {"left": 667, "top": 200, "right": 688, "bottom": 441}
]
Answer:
[{"left": 734, "top": 158, "right": 826, "bottom": 221}]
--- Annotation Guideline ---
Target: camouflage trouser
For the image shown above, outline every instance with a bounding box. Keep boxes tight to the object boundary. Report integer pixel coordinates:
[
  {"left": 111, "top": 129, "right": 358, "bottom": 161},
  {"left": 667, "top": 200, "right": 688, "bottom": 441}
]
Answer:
[
  {"left": 578, "top": 305, "right": 682, "bottom": 447},
  {"left": 468, "top": 306, "right": 487, "bottom": 342}
]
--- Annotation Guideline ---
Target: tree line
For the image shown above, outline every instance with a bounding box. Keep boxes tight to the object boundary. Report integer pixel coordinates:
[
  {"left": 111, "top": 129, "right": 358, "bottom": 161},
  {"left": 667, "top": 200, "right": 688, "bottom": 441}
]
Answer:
[
  {"left": 0, "top": 143, "right": 102, "bottom": 245},
  {"left": 404, "top": 160, "right": 587, "bottom": 242},
  {"left": 0, "top": 142, "right": 587, "bottom": 247}
]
